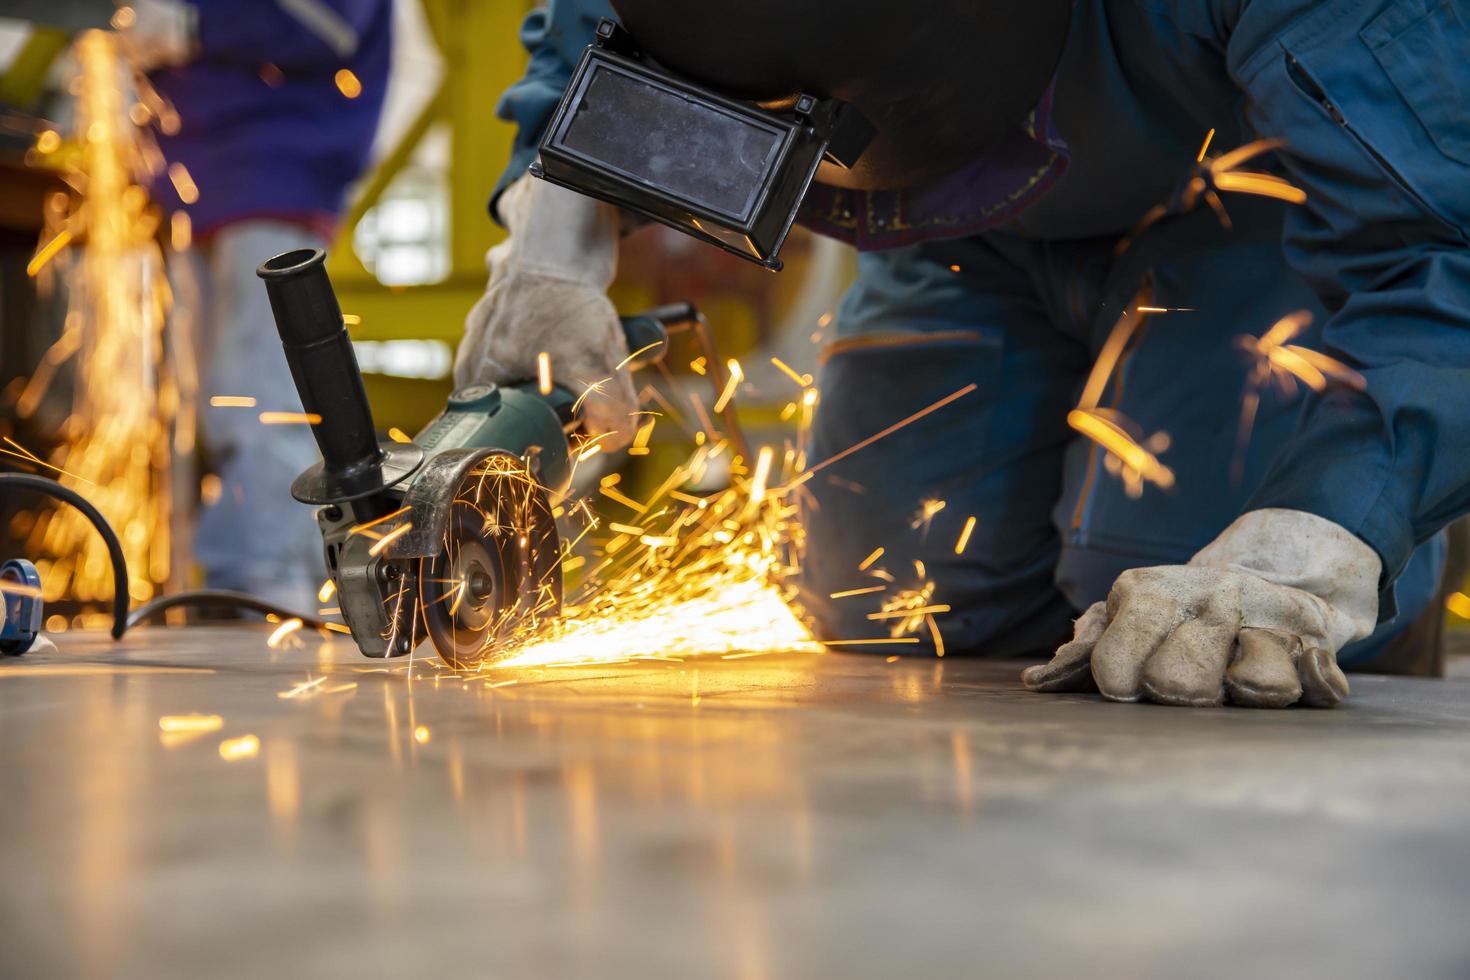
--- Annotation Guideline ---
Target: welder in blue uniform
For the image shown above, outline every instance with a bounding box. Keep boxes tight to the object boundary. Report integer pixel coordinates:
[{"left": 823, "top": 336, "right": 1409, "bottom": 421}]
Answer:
[
  {"left": 115, "top": 0, "right": 390, "bottom": 611},
  {"left": 456, "top": 0, "right": 1470, "bottom": 707}
]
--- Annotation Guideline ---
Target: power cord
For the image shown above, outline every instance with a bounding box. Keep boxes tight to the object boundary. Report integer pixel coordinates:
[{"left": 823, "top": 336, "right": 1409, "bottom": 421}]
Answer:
[
  {"left": 126, "top": 589, "right": 334, "bottom": 631},
  {"left": 0, "top": 472, "right": 335, "bottom": 639}
]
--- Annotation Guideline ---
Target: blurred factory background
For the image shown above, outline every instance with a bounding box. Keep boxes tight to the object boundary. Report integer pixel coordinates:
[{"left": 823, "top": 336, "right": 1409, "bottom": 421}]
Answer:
[{"left": 0, "top": 0, "right": 854, "bottom": 629}]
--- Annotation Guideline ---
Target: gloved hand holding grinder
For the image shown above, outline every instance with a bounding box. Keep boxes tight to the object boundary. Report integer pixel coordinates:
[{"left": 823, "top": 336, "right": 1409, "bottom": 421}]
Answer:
[
  {"left": 459, "top": 183, "right": 1382, "bottom": 709},
  {"left": 456, "top": 176, "right": 639, "bottom": 451}
]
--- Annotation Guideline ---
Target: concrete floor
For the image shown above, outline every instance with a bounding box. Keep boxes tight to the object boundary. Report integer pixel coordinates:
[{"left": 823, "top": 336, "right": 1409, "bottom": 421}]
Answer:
[{"left": 1, "top": 626, "right": 1467, "bottom": 979}]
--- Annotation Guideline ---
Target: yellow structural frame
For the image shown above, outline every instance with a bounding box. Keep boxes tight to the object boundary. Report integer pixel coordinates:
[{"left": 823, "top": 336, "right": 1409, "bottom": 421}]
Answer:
[{"left": 327, "top": 0, "right": 534, "bottom": 431}]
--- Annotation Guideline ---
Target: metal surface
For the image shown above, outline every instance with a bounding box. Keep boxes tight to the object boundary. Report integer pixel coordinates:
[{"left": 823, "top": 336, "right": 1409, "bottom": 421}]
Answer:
[{"left": 1, "top": 627, "right": 1467, "bottom": 978}]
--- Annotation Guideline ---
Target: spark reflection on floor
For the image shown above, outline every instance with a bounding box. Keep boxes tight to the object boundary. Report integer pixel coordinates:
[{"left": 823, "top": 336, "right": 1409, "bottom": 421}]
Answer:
[{"left": 1, "top": 626, "right": 1467, "bottom": 978}]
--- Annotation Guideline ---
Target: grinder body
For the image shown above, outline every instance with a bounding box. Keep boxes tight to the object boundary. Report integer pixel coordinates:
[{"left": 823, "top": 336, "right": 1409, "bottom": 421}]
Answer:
[{"left": 258, "top": 248, "right": 685, "bottom": 665}]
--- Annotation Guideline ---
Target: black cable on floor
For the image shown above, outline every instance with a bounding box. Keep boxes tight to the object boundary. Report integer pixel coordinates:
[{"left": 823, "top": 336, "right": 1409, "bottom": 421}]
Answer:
[
  {"left": 0, "top": 472, "right": 130, "bottom": 639},
  {"left": 1, "top": 472, "right": 335, "bottom": 639},
  {"left": 125, "top": 589, "right": 334, "bottom": 631}
]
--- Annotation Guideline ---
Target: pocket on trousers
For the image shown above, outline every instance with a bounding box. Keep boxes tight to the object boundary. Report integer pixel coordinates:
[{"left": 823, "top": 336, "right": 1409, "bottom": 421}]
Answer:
[{"left": 1363, "top": 0, "right": 1470, "bottom": 165}]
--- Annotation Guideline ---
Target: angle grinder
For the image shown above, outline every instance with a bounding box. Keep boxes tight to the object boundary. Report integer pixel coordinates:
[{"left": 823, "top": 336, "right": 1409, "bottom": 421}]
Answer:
[{"left": 258, "top": 248, "right": 692, "bottom": 668}]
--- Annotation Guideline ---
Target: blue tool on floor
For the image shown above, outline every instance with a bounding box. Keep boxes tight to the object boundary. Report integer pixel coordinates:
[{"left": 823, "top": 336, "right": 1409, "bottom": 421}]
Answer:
[{"left": 1, "top": 558, "right": 43, "bottom": 655}]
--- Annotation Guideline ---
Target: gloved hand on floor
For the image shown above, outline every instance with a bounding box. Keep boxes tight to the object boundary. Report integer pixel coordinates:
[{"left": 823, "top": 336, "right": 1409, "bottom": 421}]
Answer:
[
  {"left": 454, "top": 176, "right": 638, "bottom": 450},
  {"left": 113, "top": 0, "right": 196, "bottom": 70},
  {"left": 1023, "top": 509, "right": 1381, "bottom": 707}
]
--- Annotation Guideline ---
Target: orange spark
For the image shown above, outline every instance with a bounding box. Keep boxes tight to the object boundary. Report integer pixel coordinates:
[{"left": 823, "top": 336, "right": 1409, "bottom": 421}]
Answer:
[
  {"left": 598, "top": 486, "right": 642, "bottom": 514},
  {"left": 831, "top": 585, "right": 887, "bottom": 599},
  {"left": 334, "top": 69, "right": 362, "bottom": 99},
  {"left": 954, "top": 516, "right": 977, "bottom": 555},
  {"left": 258, "top": 411, "right": 322, "bottom": 425},
  {"left": 1067, "top": 408, "right": 1175, "bottom": 495},
  {"left": 0, "top": 579, "right": 44, "bottom": 599},
  {"left": 868, "top": 604, "right": 951, "bottom": 620},
  {"left": 348, "top": 505, "right": 413, "bottom": 536},
  {"left": 770, "top": 357, "right": 813, "bottom": 388},
  {"left": 267, "top": 618, "right": 304, "bottom": 648},
  {"left": 748, "top": 445, "right": 775, "bottom": 509},
  {"left": 167, "top": 161, "right": 198, "bottom": 204},
  {"left": 711, "top": 359, "right": 744, "bottom": 415},
  {"left": 926, "top": 614, "right": 946, "bottom": 657},
  {"left": 26, "top": 229, "right": 73, "bottom": 277},
  {"left": 218, "top": 735, "right": 260, "bottom": 761},
  {"left": 1196, "top": 127, "right": 1216, "bottom": 162},
  {"left": 616, "top": 340, "right": 667, "bottom": 371},
  {"left": 158, "top": 714, "right": 223, "bottom": 734},
  {"left": 782, "top": 384, "right": 978, "bottom": 492},
  {"left": 367, "top": 522, "right": 413, "bottom": 557}
]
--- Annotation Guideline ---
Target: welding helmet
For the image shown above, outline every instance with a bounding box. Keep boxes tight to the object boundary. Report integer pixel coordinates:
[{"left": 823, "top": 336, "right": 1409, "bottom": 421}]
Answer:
[
  {"left": 610, "top": 0, "right": 1072, "bottom": 191},
  {"left": 530, "top": 2, "right": 1070, "bottom": 268}
]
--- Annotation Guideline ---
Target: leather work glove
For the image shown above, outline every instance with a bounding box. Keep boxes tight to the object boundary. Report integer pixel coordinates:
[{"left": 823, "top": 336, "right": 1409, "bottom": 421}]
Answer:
[
  {"left": 455, "top": 176, "right": 638, "bottom": 451},
  {"left": 1023, "top": 509, "right": 1381, "bottom": 708},
  {"left": 113, "top": 0, "right": 197, "bottom": 70}
]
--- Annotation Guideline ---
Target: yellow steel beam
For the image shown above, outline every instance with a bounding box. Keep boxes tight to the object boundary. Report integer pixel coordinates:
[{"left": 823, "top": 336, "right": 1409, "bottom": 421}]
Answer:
[
  {"left": 329, "top": 0, "right": 535, "bottom": 429},
  {"left": 0, "top": 27, "right": 70, "bottom": 109}
]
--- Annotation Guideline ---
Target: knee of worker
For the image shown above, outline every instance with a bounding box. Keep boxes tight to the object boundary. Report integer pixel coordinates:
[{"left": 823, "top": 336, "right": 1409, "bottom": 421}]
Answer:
[
  {"left": 794, "top": 536, "right": 1076, "bottom": 657},
  {"left": 794, "top": 337, "right": 1076, "bottom": 657}
]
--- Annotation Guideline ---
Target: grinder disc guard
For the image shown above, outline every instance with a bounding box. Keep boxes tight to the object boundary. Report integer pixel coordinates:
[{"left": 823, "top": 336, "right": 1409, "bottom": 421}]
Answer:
[{"left": 415, "top": 457, "right": 562, "bottom": 669}]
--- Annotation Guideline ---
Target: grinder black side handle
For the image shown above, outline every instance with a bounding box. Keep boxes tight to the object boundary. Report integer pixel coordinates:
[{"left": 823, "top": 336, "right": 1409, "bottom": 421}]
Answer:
[
  {"left": 260, "top": 246, "right": 696, "bottom": 501},
  {"left": 257, "top": 248, "right": 424, "bottom": 505}
]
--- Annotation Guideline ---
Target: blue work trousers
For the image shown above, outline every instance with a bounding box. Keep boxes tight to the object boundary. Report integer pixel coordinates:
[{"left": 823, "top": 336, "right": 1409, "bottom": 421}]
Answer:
[
  {"left": 798, "top": 198, "right": 1443, "bottom": 666},
  {"left": 183, "top": 221, "right": 327, "bottom": 612}
]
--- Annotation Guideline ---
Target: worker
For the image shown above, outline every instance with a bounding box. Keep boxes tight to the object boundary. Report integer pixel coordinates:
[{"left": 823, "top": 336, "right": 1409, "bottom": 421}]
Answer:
[
  {"left": 459, "top": 0, "right": 1470, "bottom": 707},
  {"left": 114, "top": 0, "right": 390, "bottom": 611}
]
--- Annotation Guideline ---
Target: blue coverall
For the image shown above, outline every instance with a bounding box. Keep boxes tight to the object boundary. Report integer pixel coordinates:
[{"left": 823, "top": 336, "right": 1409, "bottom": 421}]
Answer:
[
  {"left": 148, "top": 0, "right": 390, "bottom": 609},
  {"left": 495, "top": 0, "right": 1470, "bottom": 664}
]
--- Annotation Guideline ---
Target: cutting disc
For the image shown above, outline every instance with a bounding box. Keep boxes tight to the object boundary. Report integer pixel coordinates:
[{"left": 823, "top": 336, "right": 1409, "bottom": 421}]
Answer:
[{"left": 417, "top": 460, "right": 563, "bottom": 668}]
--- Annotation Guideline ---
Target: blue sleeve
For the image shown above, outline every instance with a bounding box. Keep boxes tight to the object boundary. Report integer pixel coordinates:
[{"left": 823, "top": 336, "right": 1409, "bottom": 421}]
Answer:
[
  {"left": 490, "top": 0, "right": 615, "bottom": 222},
  {"left": 1225, "top": 0, "right": 1470, "bottom": 603},
  {"left": 191, "top": 0, "right": 388, "bottom": 70}
]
